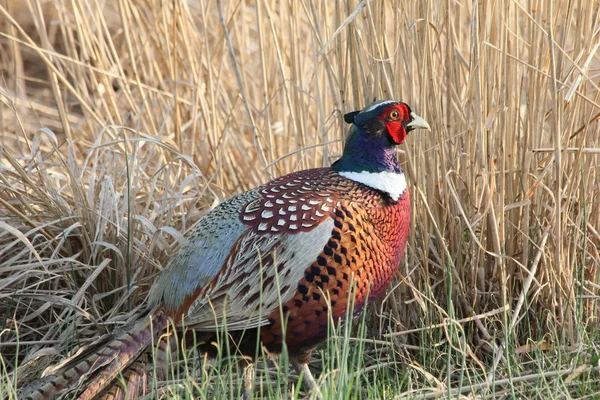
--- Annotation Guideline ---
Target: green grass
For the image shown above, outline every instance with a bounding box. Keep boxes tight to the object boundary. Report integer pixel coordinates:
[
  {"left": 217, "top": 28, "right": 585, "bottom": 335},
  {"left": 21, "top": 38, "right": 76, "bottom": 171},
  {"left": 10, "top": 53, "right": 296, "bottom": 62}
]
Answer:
[{"left": 4, "top": 294, "right": 599, "bottom": 399}]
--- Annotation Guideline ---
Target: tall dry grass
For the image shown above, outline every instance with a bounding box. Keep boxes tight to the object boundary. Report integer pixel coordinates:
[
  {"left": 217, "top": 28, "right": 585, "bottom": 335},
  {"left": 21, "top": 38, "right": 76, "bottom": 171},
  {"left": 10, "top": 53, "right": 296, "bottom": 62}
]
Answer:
[{"left": 1, "top": 0, "right": 599, "bottom": 397}]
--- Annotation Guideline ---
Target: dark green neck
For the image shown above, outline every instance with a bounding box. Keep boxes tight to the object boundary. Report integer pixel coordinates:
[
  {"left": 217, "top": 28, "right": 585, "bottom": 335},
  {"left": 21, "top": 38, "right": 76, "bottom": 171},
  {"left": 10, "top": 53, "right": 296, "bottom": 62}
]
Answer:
[{"left": 332, "top": 125, "right": 402, "bottom": 174}]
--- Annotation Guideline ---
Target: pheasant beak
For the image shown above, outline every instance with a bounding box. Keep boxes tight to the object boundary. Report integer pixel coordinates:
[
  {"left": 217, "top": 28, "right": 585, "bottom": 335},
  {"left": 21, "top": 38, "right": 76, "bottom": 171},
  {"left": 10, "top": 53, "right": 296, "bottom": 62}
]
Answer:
[{"left": 406, "top": 112, "right": 431, "bottom": 132}]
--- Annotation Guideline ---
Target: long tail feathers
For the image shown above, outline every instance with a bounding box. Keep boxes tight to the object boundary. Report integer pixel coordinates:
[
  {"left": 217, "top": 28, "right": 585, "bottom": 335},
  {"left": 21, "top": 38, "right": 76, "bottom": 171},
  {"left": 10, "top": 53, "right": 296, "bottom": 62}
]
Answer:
[
  {"left": 18, "top": 308, "right": 168, "bottom": 400},
  {"left": 96, "top": 356, "right": 148, "bottom": 400}
]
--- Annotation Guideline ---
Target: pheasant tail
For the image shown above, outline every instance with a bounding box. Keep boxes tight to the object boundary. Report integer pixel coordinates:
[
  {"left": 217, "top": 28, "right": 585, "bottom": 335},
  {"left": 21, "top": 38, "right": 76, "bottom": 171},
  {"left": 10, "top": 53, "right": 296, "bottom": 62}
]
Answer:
[
  {"left": 95, "top": 357, "right": 149, "bottom": 400},
  {"left": 19, "top": 308, "right": 168, "bottom": 400}
]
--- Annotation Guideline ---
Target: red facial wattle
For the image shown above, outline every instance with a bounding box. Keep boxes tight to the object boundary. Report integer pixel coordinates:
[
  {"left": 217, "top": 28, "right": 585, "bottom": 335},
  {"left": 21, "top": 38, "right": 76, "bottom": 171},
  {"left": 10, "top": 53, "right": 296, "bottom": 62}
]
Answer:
[
  {"left": 385, "top": 120, "right": 407, "bottom": 144},
  {"left": 377, "top": 104, "right": 410, "bottom": 144}
]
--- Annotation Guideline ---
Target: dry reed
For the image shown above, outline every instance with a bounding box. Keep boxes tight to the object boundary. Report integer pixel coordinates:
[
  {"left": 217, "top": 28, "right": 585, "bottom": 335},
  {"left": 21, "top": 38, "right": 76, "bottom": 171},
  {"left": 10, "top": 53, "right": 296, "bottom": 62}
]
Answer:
[{"left": 1, "top": 0, "right": 599, "bottom": 397}]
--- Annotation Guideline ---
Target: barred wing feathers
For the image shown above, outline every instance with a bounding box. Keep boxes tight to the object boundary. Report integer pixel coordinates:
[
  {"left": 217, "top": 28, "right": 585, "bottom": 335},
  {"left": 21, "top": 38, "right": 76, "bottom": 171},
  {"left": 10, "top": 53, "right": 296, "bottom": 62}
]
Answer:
[{"left": 149, "top": 168, "right": 340, "bottom": 331}]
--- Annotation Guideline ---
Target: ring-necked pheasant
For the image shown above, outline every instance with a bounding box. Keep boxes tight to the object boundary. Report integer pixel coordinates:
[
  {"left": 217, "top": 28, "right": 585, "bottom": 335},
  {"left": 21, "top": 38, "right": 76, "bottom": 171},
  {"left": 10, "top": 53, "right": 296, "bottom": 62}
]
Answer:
[{"left": 19, "top": 100, "right": 430, "bottom": 399}]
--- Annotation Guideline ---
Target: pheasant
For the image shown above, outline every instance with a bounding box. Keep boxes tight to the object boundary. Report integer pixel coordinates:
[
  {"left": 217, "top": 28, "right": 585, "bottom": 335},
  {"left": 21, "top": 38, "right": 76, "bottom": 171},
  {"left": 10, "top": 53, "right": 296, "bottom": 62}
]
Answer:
[{"left": 19, "top": 100, "right": 430, "bottom": 399}]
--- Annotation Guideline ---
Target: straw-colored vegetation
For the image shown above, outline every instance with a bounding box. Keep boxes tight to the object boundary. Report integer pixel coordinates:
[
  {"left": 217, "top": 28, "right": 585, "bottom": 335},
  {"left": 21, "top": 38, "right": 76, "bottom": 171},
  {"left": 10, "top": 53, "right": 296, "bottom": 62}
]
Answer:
[{"left": 1, "top": 0, "right": 599, "bottom": 398}]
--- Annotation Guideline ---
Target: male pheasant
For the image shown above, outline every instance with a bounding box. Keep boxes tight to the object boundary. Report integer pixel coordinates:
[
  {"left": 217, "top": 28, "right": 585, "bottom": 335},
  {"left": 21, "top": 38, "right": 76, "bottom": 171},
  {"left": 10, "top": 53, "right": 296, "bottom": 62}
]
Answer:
[{"left": 19, "top": 100, "right": 430, "bottom": 399}]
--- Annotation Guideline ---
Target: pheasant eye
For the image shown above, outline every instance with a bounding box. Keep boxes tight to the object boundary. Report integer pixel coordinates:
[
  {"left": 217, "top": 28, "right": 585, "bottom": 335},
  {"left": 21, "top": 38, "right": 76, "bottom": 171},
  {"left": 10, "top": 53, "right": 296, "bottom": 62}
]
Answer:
[{"left": 389, "top": 110, "right": 400, "bottom": 120}]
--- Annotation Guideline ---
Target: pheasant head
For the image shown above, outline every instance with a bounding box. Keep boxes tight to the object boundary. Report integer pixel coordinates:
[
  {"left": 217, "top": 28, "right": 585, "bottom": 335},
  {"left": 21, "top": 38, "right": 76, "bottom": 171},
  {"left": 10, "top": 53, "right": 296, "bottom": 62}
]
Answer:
[{"left": 333, "top": 100, "right": 430, "bottom": 200}]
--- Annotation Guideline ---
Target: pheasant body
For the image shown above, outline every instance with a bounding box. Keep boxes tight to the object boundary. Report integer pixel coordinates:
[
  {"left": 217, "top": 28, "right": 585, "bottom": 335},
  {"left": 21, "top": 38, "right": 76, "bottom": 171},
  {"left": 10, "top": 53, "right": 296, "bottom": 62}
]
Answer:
[
  {"left": 19, "top": 100, "right": 430, "bottom": 399},
  {"left": 256, "top": 168, "right": 411, "bottom": 356}
]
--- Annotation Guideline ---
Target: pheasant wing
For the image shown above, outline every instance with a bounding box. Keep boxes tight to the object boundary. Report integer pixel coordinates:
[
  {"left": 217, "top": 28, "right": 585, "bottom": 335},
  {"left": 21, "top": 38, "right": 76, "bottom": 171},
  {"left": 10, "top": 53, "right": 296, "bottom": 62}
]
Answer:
[
  {"left": 183, "top": 217, "right": 334, "bottom": 330},
  {"left": 149, "top": 169, "right": 339, "bottom": 331}
]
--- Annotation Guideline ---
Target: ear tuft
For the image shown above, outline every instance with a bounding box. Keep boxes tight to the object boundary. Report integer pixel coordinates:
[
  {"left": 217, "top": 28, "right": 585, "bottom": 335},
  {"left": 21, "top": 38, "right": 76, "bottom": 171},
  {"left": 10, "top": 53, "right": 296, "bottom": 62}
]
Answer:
[{"left": 343, "top": 111, "right": 360, "bottom": 124}]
